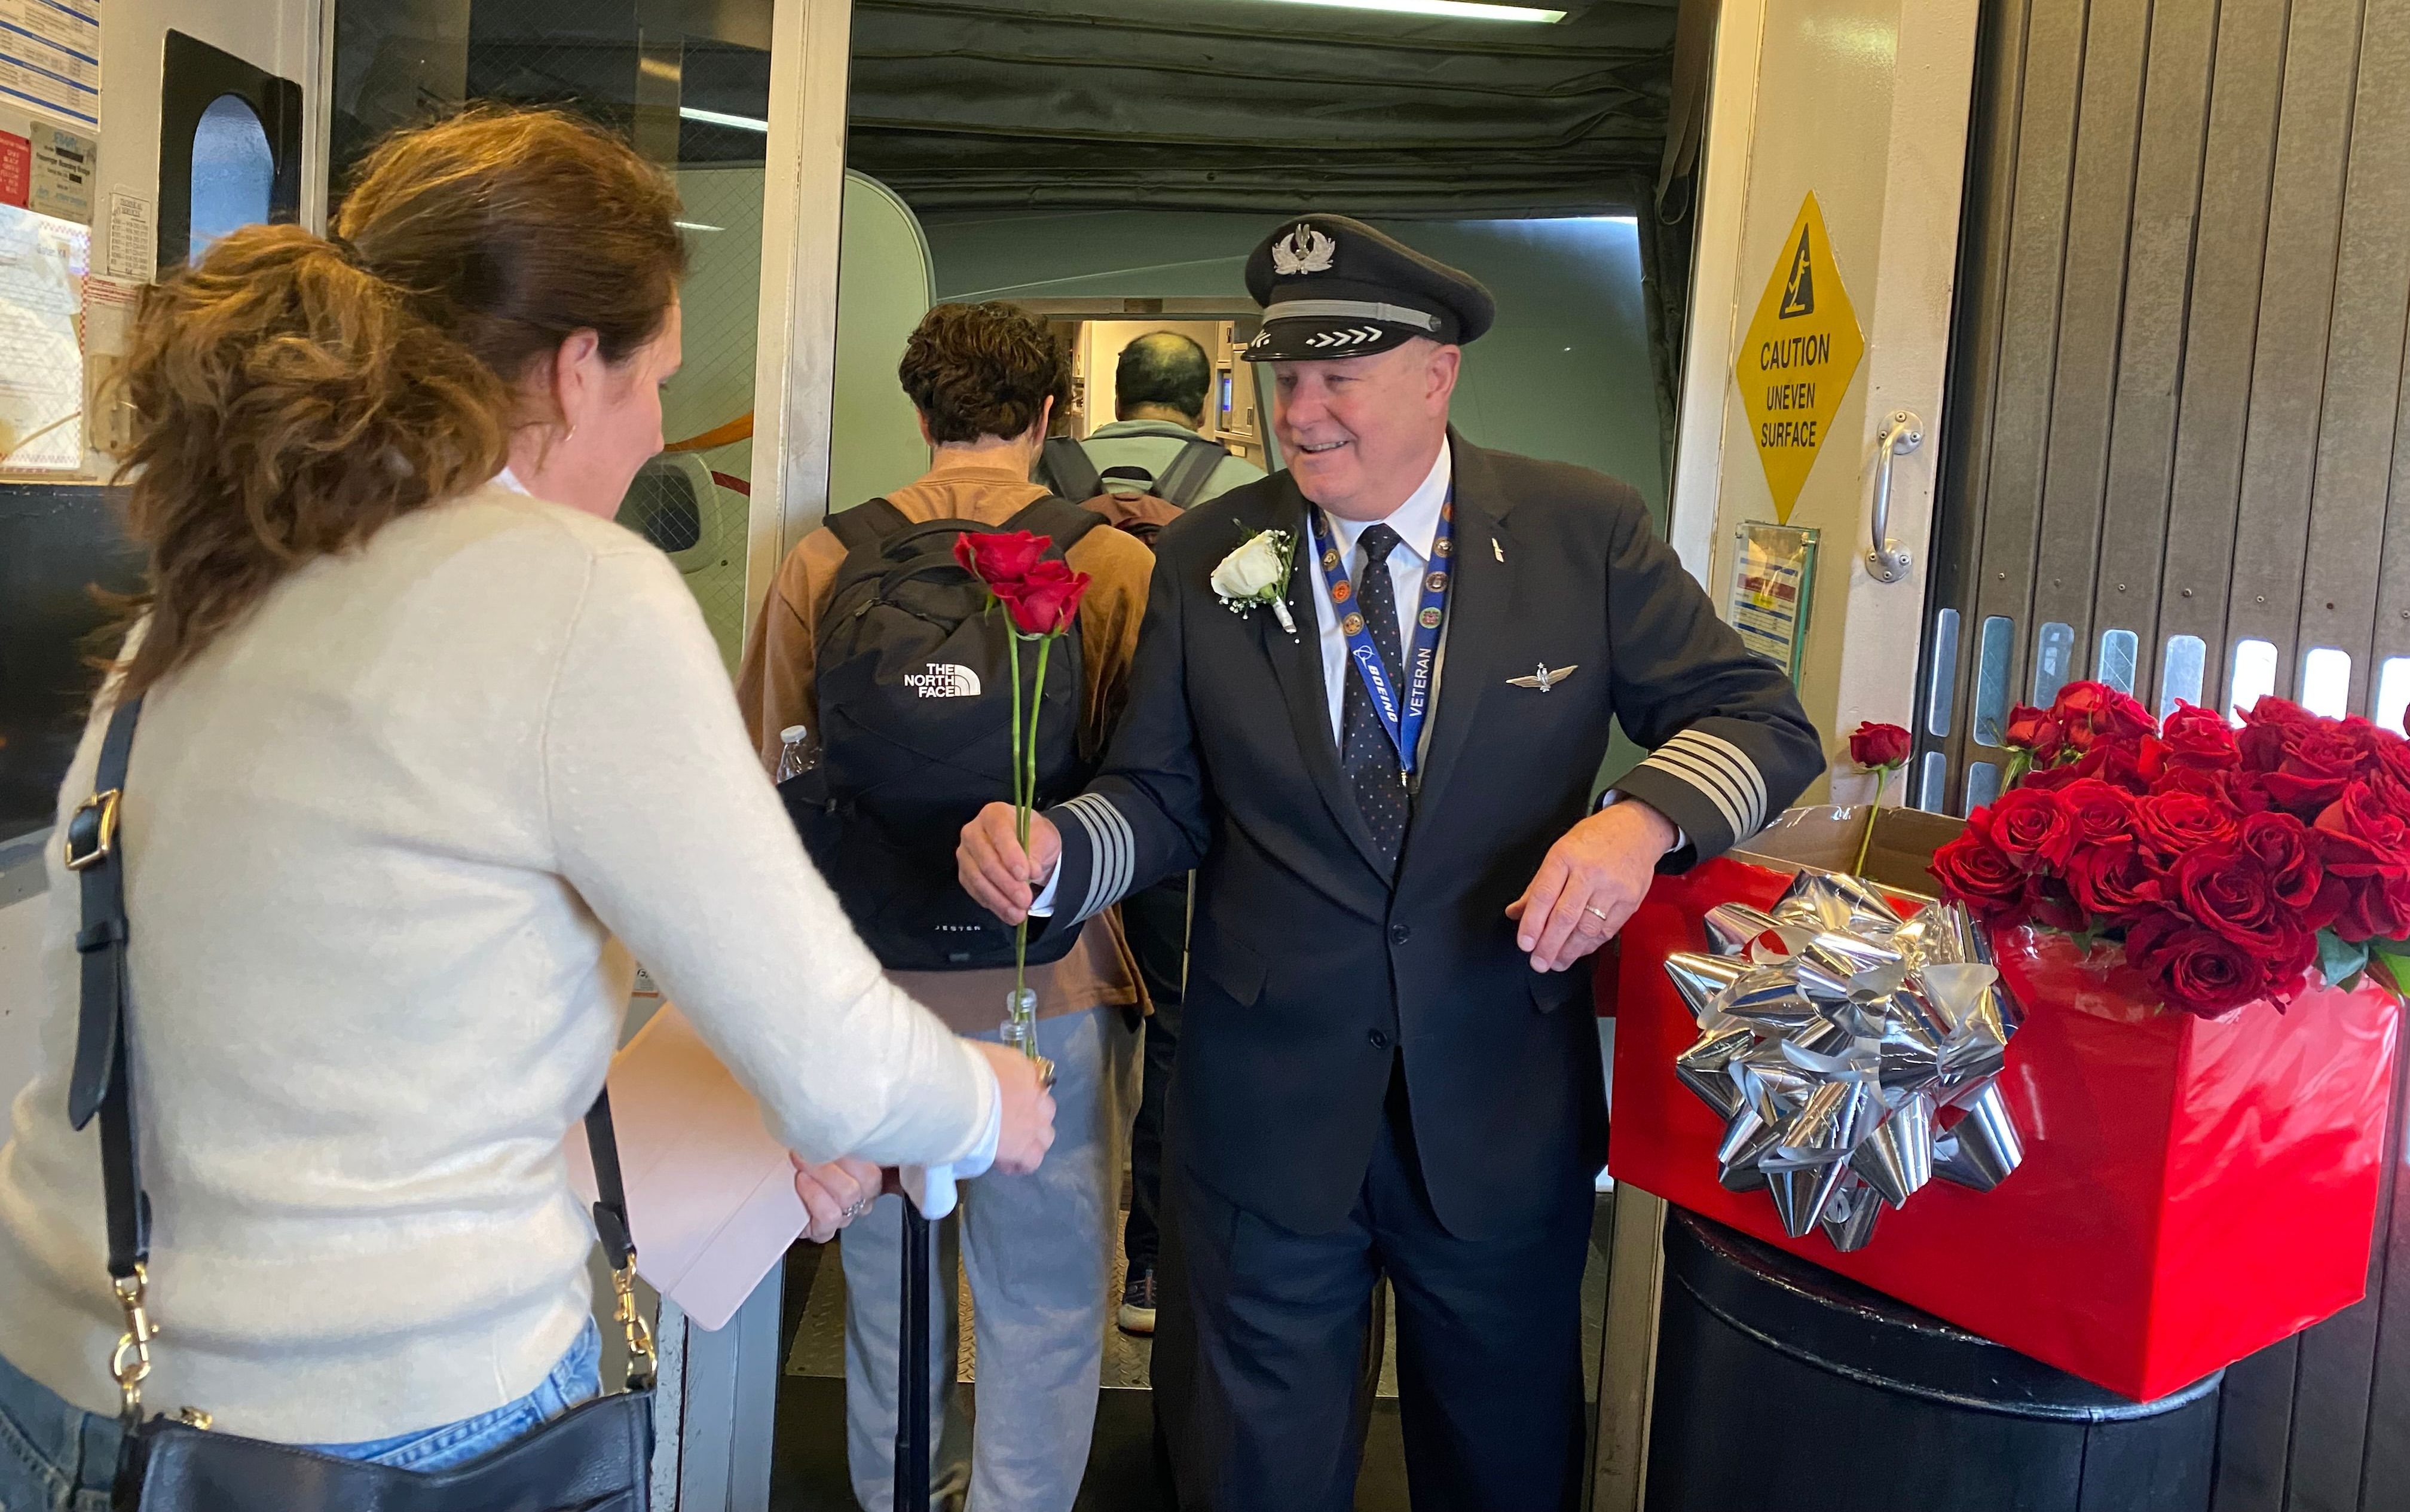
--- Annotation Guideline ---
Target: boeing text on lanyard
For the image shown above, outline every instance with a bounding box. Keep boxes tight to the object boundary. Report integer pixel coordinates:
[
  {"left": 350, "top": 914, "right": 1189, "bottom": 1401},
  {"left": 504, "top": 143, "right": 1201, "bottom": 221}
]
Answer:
[{"left": 1309, "top": 491, "right": 1456, "bottom": 794}]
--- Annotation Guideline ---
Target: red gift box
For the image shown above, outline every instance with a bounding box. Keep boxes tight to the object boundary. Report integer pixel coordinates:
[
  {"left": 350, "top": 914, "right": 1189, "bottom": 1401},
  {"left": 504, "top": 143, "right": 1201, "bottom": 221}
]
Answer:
[{"left": 1610, "top": 806, "right": 2401, "bottom": 1402}]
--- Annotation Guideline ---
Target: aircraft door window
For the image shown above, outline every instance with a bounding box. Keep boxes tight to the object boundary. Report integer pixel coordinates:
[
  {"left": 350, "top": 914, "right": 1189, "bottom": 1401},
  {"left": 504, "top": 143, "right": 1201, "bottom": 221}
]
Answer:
[{"left": 189, "top": 96, "right": 273, "bottom": 259}]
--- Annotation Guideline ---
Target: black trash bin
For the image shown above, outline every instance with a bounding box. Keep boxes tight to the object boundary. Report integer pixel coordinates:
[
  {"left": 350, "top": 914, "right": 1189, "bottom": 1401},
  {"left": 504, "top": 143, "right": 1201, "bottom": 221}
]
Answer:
[{"left": 1646, "top": 1209, "right": 2220, "bottom": 1512}]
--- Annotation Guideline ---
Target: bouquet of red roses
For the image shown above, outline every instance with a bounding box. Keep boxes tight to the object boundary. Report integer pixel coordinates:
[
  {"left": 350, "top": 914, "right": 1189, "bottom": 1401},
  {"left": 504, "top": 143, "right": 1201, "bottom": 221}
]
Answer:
[{"left": 1930, "top": 682, "right": 2410, "bottom": 1018}]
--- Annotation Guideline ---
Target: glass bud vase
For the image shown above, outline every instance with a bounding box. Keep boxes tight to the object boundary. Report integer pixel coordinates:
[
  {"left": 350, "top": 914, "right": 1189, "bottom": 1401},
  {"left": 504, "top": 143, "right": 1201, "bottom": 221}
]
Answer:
[{"left": 1001, "top": 986, "right": 1039, "bottom": 1058}]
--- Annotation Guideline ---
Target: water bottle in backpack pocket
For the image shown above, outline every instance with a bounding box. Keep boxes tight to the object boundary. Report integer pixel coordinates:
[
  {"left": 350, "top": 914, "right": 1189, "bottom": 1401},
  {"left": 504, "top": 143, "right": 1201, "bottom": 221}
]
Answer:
[{"left": 779, "top": 495, "right": 1108, "bottom": 972}]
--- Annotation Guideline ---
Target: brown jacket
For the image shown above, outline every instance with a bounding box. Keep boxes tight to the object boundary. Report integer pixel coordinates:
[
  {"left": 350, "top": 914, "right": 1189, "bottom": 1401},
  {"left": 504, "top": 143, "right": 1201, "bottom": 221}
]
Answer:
[{"left": 735, "top": 466, "right": 1155, "bottom": 1034}]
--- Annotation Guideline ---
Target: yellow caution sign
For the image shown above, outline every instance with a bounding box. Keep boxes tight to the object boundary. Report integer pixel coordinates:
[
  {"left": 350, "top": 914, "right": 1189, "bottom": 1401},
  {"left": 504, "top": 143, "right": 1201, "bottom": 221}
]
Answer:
[{"left": 1734, "top": 193, "right": 1864, "bottom": 523}]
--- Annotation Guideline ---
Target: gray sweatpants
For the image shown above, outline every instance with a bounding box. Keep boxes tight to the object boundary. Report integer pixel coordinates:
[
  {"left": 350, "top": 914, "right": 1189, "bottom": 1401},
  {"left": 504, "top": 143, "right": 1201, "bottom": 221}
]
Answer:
[{"left": 841, "top": 1005, "right": 1140, "bottom": 1511}]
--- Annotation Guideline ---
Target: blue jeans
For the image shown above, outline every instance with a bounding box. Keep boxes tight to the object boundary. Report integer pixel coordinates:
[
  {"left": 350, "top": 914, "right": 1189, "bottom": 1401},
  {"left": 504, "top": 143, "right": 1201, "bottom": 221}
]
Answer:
[{"left": 0, "top": 1321, "right": 600, "bottom": 1509}]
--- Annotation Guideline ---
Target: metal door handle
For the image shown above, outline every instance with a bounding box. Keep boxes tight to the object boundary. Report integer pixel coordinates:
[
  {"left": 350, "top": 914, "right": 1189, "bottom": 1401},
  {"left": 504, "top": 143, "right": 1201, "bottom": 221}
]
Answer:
[{"left": 1867, "top": 410, "right": 1922, "bottom": 584}]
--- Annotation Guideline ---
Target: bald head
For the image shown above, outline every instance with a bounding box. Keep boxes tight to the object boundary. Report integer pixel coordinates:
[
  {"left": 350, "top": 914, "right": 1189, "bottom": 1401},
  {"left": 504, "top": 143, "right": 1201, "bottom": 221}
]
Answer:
[{"left": 1115, "top": 332, "right": 1212, "bottom": 427}]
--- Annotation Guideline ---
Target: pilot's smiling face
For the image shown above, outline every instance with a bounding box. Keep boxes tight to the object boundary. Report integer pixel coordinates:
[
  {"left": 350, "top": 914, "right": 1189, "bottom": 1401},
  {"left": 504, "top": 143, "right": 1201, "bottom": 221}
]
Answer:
[{"left": 1272, "top": 338, "right": 1460, "bottom": 522}]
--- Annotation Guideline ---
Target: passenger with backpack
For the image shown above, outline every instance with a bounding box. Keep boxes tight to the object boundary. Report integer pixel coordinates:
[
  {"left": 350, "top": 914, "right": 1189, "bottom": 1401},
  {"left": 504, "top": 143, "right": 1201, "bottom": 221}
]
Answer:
[
  {"left": 1035, "top": 330, "right": 1265, "bottom": 1336},
  {"left": 1036, "top": 331, "right": 1266, "bottom": 534},
  {"left": 736, "top": 302, "right": 1152, "bottom": 1512}
]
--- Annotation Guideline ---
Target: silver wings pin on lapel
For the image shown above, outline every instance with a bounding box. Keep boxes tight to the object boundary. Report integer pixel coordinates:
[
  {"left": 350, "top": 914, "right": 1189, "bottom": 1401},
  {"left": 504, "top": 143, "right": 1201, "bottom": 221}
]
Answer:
[{"left": 1507, "top": 663, "right": 1578, "bottom": 693}]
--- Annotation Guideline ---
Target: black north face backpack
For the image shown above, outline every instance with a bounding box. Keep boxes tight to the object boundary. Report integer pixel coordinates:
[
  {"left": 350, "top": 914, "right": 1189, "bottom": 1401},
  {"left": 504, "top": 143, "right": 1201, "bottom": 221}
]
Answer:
[{"left": 780, "top": 495, "right": 1108, "bottom": 972}]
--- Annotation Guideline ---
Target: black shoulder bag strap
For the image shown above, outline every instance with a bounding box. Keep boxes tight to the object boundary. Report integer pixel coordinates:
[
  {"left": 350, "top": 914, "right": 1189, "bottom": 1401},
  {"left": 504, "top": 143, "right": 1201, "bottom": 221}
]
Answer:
[
  {"left": 1154, "top": 436, "right": 1229, "bottom": 509},
  {"left": 1039, "top": 437, "right": 1101, "bottom": 503},
  {"left": 66, "top": 695, "right": 655, "bottom": 1437}
]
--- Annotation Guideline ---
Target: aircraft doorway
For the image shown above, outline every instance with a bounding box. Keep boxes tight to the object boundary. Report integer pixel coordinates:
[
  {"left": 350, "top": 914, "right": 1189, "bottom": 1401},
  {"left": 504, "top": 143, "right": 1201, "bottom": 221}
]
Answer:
[{"left": 794, "top": 4, "right": 1686, "bottom": 1508}]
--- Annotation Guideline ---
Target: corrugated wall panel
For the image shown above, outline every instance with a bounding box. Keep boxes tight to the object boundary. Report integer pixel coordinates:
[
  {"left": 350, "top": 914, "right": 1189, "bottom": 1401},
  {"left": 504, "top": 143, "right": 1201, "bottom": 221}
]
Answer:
[
  {"left": 2150, "top": 0, "right": 2289, "bottom": 721},
  {"left": 2087, "top": 0, "right": 2218, "bottom": 707},
  {"left": 2294, "top": 2, "right": 2410, "bottom": 721},
  {"left": 2220, "top": 0, "right": 2364, "bottom": 709},
  {"left": 2025, "top": 0, "right": 2148, "bottom": 703},
  {"left": 1965, "top": 0, "right": 2089, "bottom": 747}
]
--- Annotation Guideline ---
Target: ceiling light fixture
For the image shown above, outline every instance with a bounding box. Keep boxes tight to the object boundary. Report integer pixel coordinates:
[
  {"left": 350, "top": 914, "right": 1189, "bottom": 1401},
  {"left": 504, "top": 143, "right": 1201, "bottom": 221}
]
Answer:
[
  {"left": 1253, "top": 0, "right": 1566, "bottom": 22},
  {"left": 680, "top": 106, "right": 770, "bottom": 133}
]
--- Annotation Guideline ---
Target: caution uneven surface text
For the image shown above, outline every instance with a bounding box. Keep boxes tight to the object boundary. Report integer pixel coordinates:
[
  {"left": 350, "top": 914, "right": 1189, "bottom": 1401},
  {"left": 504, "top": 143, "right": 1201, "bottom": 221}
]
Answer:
[{"left": 1735, "top": 193, "right": 1863, "bottom": 523}]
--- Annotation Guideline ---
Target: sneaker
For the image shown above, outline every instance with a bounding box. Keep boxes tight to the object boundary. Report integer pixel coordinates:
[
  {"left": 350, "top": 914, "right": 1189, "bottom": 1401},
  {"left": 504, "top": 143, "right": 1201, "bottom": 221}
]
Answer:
[{"left": 1118, "top": 1266, "right": 1157, "bottom": 1335}]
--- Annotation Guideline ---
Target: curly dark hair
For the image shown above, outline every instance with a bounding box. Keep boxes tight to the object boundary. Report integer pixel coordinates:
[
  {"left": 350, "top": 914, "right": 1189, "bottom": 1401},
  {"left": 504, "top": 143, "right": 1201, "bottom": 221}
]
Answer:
[{"left": 898, "top": 302, "right": 1072, "bottom": 444}]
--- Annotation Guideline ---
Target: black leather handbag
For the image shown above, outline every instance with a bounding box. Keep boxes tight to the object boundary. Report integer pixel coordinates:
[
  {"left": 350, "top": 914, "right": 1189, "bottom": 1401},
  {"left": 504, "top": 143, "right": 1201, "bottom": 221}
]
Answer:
[{"left": 62, "top": 694, "right": 657, "bottom": 1512}]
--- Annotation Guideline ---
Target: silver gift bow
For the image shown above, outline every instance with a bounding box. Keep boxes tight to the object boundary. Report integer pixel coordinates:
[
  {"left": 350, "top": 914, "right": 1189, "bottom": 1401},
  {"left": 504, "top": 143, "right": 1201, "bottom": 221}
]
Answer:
[{"left": 1665, "top": 868, "right": 2027, "bottom": 1252}]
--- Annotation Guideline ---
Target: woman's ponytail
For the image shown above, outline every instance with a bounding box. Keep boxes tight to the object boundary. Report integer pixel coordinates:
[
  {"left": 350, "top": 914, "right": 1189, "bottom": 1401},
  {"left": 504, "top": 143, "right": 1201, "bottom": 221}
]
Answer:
[{"left": 106, "top": 107, "right": 684, "bottom": 700}]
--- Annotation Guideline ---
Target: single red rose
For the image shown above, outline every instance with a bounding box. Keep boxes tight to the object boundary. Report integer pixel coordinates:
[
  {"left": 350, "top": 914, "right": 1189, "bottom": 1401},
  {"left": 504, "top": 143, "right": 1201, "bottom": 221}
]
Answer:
[
  {"left": 2003, "top": 704, "right": 2065, "bottom": 763},
  {"left": 2125, "top": 909, "right": 2274, "bottom": 1018},
  {"left": 2053, "top": 681, "right": 2156, "bottom": 752},
  {"left": 2054, "top": 778, "right": 2139, "bottom": 852},
  {"left": 1975, "top": 787, "right": 2075, "bottom": 870},
  {"left": 2173, "top": 841, "right": 2288, "bottom": 948},
  {"left": 2237, "top": 696, "right": 2325, "bottom": 775},
  {"left": 2024, "top": 875, "right": 2090, "bottom": 933},
  {"left": 1928, "top": 831, "right": 2030, "bottom": 920},
  {"left": 2259, "top": 724, "right": 2374, "bottom": 813},
  {"left": 993, "top": 558, "right": 1093, "bottom": 636},
  {"left": 953, "top": 529, "right": 1051, "bottom": 593},
  {"left": 1849, "top": 721, "right": 1912, "bottom": 770},
  {"left": 2133, "top": 788, "right": 2241, "bottom": 858},
  {"left": 2065, "top": 844, "right": 2166, "bottom": 923},
  {"left": 2316, "top": 775, "right": 2410, "bottom": 868},
  {"left": 2160, "top": 703, "right": 2239, "bottom": 770},
  {"left": 2235, "top": 810, "right": 2327, "bottom": 911}
]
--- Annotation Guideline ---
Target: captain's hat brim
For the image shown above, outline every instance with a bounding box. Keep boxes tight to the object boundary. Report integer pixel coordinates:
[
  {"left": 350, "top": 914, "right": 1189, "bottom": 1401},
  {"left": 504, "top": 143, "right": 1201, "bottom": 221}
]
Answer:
[{"left": 1241, "top": 298, "right": 1445, "bottom": 363}]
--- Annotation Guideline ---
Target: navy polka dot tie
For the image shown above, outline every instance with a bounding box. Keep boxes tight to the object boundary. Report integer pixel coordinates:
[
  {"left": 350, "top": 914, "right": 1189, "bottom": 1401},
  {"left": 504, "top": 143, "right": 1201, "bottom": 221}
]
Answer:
[{"left": 1341, "top": 524, "right": 1411, "bottom": 873}]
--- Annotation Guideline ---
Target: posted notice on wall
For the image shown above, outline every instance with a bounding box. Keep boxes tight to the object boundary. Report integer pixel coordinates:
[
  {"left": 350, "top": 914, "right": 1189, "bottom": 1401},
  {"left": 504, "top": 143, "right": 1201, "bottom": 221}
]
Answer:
[
  {"left": 0, "top": 1, "right": 100, "bottom": 133},
  {"left": 0, "top": 200, "right": 88, "bottom": 472},
  {"left": 1729, "top": 521, "right": 1819, "bottom": 682}
]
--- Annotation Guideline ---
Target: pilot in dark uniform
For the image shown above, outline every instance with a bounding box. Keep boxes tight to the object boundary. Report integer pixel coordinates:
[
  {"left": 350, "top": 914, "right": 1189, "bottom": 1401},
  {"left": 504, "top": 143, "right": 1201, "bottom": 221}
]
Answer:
[{"left": 959, "top": 215, "right": 1825, "bottom": 1511}]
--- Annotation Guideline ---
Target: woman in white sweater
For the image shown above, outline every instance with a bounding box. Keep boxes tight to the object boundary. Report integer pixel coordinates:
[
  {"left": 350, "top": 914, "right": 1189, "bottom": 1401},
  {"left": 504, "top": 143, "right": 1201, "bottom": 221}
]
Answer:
[{"left": 0, "top": 108, "right": 1054, "bottom": 1499}]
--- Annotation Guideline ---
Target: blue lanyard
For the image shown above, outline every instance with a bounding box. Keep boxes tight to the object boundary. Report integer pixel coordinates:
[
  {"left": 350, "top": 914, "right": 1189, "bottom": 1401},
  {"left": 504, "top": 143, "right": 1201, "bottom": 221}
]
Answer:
[{"left": 1309, "top": 492, "right": 1455, "bottom": 780}]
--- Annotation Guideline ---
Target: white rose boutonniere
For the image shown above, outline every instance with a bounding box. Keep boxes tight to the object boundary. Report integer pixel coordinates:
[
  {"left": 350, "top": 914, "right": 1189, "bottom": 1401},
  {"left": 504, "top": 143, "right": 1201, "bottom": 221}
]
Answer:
[{"left": 1212, "top": 527, "right": 1299, "bottom": 633}]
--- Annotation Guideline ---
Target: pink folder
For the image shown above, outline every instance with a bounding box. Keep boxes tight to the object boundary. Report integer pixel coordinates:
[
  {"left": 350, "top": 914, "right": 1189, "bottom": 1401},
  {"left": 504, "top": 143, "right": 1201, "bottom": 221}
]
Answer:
[{"left": 565, "top": 1005, "right": 806, "bottom": 1332}]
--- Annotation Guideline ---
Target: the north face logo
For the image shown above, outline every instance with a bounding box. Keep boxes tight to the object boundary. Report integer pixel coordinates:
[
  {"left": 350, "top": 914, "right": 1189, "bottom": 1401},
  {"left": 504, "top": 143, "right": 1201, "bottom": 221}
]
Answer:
[{"left": 903, "top": 663, "right": 981, "bottom": 699}]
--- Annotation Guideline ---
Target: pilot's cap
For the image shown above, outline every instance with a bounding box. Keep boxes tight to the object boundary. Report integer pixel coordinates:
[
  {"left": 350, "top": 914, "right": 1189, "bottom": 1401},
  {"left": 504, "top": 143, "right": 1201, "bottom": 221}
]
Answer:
[{"left": 1241, "top": 213, "right": 1496, "bottom": 363}]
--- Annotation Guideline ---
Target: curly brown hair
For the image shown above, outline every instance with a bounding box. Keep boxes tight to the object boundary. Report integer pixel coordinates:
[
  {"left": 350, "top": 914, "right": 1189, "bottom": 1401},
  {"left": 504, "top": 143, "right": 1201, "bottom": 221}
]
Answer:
[
  {"left": 897, "top": 302, "right": 1071, "bottom": 445},
  {"left": 106, "top": 106, "right": 686, "bottom": 700}
]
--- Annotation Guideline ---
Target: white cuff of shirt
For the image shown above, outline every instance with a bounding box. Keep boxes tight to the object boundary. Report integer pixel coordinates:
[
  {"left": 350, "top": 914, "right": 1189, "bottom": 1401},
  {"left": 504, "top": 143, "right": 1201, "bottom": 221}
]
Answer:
[
  {"left": 1026, "top": 859, "right": 1063, "bottom": 919},
  {"left": 898, "top": 1045, "right": 1004, "bottom": 1221},
  {"left": 1599, "top": 788, "right": 1689, "bottom": 855}
]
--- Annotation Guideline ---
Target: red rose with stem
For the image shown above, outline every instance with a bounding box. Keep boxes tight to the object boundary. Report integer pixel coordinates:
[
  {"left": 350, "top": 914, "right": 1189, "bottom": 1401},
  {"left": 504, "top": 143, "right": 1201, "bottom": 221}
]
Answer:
[
  {"left": 954, "top": 529, "right": 1094, "bottom": 1053},
  {"left": 1846, "top": 721, "right": 1912, "bottom": 873},
  {"left": 952, "top": 529, "right": 1048, "bottom": 595}
]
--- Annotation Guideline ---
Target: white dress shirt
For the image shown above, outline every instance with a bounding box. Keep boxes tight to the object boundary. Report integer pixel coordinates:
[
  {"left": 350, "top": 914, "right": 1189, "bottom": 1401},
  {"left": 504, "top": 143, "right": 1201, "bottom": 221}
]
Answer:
[{"left": 1310, "top": 440, "right": 1456, "bottom": 748}]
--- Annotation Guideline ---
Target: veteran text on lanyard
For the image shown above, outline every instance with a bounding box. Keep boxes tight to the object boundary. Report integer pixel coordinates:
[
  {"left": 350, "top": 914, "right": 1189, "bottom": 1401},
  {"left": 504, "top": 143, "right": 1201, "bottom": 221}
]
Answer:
[{"left": 1310, "top": 495, "right": 1457, "bottom": 794}]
